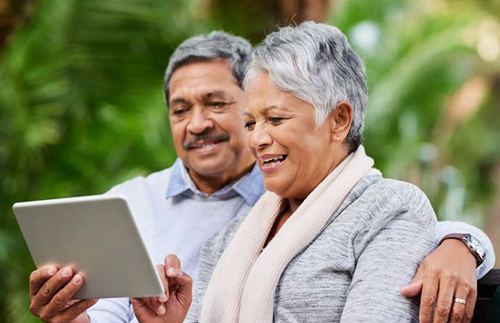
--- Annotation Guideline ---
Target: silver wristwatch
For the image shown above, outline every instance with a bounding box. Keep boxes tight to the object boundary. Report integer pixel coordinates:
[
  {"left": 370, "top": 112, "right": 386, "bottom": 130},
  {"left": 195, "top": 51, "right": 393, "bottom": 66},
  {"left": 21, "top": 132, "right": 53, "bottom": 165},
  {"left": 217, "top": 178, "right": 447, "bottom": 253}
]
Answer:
[{"left": 442, "top": 233, "right": 486, "bottom": 267}]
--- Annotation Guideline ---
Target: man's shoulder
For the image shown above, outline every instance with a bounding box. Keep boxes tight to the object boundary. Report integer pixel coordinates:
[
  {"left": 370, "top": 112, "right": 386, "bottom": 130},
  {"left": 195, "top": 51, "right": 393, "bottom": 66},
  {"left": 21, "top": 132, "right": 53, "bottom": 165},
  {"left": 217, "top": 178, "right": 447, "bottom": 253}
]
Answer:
[{"left": 106, "top": 167, "right": 173, "bottom": 195}]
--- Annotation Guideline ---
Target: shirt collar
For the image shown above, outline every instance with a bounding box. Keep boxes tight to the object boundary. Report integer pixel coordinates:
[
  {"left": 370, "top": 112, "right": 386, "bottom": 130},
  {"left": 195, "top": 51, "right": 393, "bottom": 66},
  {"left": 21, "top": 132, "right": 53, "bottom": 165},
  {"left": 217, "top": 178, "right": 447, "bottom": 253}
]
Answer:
[{"left": 166, "top": 158, "right": 265, "bottom": 206}]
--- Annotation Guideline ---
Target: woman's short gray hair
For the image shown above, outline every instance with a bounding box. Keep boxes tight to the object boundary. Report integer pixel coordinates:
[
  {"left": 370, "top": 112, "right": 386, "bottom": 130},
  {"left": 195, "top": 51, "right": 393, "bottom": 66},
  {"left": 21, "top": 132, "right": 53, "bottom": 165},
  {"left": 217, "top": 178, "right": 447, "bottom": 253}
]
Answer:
[
  {"left": 164, "top": 31, "right": 253, "bottom": 103},
  {"left": 244, "top": 21, "right": 367, "bottom": 152}
]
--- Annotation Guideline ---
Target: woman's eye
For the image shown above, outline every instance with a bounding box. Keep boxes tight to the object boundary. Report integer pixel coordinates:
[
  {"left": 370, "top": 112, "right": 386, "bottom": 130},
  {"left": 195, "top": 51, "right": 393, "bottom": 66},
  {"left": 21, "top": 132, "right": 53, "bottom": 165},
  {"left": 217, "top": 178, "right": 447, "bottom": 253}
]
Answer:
[
  {"left": 244, "top": 121, "right": 255, "bottom": 130},
  {"left": 269, "top": 117, "right": 285, "bottom": 124},
  {"left": 208, "top": 102, "right": 226, "bottom": 108}
]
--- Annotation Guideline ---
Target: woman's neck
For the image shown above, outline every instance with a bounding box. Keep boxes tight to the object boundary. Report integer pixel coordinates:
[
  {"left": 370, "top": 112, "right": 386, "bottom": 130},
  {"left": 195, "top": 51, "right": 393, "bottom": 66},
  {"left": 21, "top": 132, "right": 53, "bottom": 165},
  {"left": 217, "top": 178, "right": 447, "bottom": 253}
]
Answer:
[{"left": 287, "top": 198, "right": 303, "bottom": 214}]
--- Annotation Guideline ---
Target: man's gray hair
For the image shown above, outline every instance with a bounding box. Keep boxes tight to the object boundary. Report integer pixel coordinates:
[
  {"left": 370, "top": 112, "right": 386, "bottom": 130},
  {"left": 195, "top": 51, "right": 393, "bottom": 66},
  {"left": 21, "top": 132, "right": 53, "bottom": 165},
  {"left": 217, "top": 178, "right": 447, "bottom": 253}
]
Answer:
[
  {"left": 164, "top": 31, "right": 253, "bottom": 103},
  {"left": 244, "top": 21, "right": 367, "bottom": 152}
]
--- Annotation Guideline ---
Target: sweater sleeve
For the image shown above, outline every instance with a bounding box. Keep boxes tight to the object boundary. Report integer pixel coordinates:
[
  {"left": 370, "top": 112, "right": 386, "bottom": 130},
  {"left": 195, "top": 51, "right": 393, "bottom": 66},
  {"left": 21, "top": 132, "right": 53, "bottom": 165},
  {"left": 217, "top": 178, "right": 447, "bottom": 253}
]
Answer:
[{"left": 340, "top": 186, "right": 437, "bottom": 323}]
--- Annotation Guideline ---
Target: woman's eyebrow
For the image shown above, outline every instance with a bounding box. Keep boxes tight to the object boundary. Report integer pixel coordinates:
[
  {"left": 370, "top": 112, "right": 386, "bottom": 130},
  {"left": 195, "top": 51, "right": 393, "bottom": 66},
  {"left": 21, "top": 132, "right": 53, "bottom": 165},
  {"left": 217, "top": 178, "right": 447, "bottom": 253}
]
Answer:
[
  {"left": 262, "top": 105, "right": 279, "bottom": 113},
  {"left": 263, "top": 105, "right": 293, "bottom": 114},
  {"left": 244, "top": 105, "right": 292, "bottom": 117}
]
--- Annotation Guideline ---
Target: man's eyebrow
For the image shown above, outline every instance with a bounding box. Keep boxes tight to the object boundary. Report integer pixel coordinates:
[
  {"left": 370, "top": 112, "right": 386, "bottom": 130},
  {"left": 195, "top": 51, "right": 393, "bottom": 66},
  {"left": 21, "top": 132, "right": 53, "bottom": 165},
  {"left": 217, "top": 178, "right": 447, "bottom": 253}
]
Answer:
[
  {"left": 204, "top": 91, "right": 233, "bottom": 100},
  {"left": 170, "top": 98, "right": 188, "bottom": 105}
]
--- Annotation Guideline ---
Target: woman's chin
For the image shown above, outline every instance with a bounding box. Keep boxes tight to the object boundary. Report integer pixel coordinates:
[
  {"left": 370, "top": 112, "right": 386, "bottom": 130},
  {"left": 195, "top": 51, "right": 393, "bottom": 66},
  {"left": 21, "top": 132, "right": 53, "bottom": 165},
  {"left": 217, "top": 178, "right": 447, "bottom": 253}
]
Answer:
[{"left": 263, "top": 179, "right": 290, "bottom": 197}]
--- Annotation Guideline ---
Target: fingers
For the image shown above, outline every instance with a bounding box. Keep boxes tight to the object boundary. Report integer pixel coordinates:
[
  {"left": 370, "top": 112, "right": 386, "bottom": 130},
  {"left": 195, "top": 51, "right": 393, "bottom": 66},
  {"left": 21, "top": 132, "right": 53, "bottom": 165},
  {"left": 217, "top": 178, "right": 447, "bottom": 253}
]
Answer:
[
  {"left": 164, "top": 254, "right": 182, "bottom": 276},
  {"left": 419, "top": 272, "right": 439, "bottom": 323},
  {"left": 401, "top": 280, "right": 423, "bottom": 298},
  {"left": 165, "top": 255, "right": 188, "bottom": 283},
  {"left": 30, "top": 266, "right": 58, "bottom": 297},
  {"left": 401, "top": 267, "right": 424, "bottom": 298},
  {"left": 132, "top": 264, "right": 169, "bottom": 316},
  {"left": 462, "top": 283, "right": 477, "bottom": 323},
  {"left": 43, "top": 274, "right": 85, "bottom": 315},
  {"left": 30, "top": 267, "right": 75, "bottom": 315},
  {"left": 164, "top": 255, "right": 193, "bottom": 305},
  {"left": 147, "top": 265, "right": 169, "bottom": 315},
  {"left": 449, "top": 299, "right": 467, "bottom": 323},
  {"left": 131, "top": 297, "right": 149, "bottom": 314},
  {"left": 58, "top": 299, "right": 97, "bottom": 322},
  {"left": 449, "top": 287, "right": 469, "bottom": 323},
  {"left": 157, "top": 264, "right": 169, "bottom": 302},
  {"left": 432, "top": 275, "right": 457, "bottom": 323},
  {"left": 30, "top": 267, "right": 96, "bottom": 323}
]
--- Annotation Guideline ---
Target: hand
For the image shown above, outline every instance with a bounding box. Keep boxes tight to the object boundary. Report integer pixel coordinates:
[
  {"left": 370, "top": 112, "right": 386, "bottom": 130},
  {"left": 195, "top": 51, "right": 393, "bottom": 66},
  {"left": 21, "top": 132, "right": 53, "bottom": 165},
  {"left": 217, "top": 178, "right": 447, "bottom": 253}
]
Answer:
[
  {"left": 29, "top": 265, "right": 98, "bottom": 323},
  {"left": 400, "top": 239, "right": 478, "bottom": 323},
  {"left": 131, "top": 255, "right": 193, "bottom": 323}
]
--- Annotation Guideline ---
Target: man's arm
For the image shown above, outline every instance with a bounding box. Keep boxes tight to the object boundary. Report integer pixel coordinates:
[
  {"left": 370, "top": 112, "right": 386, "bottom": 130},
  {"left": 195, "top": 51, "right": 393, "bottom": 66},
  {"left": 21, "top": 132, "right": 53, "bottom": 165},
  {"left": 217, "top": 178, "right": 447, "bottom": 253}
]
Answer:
[{"left": 401, "top": 221, "right": 496, "bottom": 323}]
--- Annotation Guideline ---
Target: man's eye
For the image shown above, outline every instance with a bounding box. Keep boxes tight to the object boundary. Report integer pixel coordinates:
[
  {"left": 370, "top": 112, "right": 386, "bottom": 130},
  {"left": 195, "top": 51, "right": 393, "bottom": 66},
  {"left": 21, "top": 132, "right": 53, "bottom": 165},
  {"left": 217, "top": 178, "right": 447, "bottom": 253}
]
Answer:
[
  {"left": 244, "top": 121, "right": 255, "bottom": 130},
  {"left": 172, "top": 107, "right": 188, "bottom": 115}
]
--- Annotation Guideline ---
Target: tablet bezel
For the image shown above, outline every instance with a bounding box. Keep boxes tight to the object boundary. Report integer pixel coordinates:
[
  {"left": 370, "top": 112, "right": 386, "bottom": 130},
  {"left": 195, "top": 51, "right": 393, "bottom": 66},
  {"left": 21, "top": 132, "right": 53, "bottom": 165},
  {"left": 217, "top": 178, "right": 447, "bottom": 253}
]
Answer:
[{"left": 13, "top": 194, "right": 164, "bottom": 299}]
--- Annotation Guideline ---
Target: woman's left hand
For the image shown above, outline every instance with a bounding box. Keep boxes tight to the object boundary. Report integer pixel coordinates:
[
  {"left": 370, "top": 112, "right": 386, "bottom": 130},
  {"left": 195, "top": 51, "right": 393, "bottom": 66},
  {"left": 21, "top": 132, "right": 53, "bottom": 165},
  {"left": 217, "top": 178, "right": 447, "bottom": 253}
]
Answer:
[{"left": 400, "top": 239, "right": 477, "bottom": 323}]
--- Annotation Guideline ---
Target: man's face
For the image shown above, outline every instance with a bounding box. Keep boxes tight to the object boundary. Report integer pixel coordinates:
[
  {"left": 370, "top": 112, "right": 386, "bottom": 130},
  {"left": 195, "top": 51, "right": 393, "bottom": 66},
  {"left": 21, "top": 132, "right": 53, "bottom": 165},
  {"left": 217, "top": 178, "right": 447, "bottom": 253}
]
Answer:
[{"left": 168, "top": 60, "right": 251, "bottom": 180}]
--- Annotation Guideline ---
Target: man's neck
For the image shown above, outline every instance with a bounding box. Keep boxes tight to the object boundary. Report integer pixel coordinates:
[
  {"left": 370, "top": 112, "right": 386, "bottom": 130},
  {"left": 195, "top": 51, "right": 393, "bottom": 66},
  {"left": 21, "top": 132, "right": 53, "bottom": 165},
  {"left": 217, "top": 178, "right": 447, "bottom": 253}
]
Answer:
[{"left": 188, "top": 161, "right": 256, "bottom": 195}]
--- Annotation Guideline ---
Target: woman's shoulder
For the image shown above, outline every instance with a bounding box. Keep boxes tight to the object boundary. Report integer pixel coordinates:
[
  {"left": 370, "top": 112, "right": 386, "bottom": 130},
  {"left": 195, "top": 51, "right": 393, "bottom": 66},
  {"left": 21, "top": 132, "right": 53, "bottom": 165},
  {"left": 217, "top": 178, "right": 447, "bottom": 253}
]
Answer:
[
  {"left": 346, "top": 173, "right": 437, "bottom": 229},
  {"left": 368, "top": 175, "right": 433, "bottom": 212},
  {"left": 338, "top": 174, "right": 438, "bottom": 262}
]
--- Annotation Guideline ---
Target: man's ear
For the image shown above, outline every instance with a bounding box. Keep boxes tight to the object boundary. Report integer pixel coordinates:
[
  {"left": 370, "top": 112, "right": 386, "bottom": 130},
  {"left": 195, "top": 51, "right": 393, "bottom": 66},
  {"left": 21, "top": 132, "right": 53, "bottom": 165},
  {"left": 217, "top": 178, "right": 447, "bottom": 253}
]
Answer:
[{"left": 327, "top": 101, "right": 353, "bottom": 142}]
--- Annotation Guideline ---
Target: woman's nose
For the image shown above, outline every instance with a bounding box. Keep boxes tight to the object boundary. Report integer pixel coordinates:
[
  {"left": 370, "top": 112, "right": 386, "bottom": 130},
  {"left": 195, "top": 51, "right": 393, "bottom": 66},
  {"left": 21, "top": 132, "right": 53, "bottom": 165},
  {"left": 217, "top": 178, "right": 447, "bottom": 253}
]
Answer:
[{"left": 250, "top": 123, "right": 272, "bottom": 149}]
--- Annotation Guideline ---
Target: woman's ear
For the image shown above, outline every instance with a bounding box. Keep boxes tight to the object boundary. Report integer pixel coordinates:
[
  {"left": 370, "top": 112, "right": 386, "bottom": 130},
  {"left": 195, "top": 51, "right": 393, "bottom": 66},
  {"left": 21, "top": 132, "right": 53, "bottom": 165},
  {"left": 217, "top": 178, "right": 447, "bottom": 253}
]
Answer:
[{"left": 328, "top": 101, "right": 353, "bottom": 142}]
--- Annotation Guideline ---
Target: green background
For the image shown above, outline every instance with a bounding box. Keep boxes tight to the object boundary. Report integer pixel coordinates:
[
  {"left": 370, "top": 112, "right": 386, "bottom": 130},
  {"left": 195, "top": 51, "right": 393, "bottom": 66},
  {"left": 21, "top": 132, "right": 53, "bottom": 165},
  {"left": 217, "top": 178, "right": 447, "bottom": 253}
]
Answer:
[{"left": 1, "top": 0, "right": 499, "bottom": 321}]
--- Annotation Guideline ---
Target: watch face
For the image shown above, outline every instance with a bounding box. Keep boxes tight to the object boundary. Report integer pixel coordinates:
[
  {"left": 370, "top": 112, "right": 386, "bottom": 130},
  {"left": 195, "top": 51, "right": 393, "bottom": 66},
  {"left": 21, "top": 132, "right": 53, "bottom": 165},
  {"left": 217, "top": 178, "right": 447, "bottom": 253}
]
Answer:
[{"left": 463, "top": 234, "right": 486, "bottom": 261}]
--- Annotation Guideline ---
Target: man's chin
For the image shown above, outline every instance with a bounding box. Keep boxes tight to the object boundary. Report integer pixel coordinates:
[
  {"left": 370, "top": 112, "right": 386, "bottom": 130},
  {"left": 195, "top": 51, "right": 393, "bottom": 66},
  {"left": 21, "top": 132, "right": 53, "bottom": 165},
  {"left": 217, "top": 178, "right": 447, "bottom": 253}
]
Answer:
[{"left": 186, "top": 157, "right": 235, "bottom": 178}]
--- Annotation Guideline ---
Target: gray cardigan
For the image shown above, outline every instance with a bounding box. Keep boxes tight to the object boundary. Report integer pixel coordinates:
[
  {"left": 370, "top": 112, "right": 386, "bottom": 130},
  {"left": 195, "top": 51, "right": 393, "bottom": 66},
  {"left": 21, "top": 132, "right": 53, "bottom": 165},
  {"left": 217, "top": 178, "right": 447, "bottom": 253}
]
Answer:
[{"left": 186, "top": 173, "right": 437, "bottom": 323}]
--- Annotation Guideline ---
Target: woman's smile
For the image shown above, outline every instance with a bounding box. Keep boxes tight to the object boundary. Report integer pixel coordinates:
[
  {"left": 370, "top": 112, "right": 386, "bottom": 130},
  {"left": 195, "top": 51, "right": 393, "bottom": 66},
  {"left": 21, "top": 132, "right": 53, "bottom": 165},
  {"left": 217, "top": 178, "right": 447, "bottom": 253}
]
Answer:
[{"left": 258, "top": 154, "right": 288, "bottom": 173}]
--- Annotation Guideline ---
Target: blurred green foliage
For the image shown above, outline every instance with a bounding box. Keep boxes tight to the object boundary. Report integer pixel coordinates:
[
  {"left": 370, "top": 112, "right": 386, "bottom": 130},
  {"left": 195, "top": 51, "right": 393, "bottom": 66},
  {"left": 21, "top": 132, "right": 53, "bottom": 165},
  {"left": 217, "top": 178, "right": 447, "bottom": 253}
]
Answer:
[{"left": 1, "top": 0, "right": 499, "bottom": 321}]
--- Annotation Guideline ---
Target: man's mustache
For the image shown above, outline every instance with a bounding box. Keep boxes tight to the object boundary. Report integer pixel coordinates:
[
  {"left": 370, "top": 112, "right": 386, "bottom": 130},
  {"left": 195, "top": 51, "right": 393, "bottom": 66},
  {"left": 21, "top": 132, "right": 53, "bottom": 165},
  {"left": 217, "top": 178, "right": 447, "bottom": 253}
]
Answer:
[{"left": 183, "top": 133, "right": 230, "bottom": 150}]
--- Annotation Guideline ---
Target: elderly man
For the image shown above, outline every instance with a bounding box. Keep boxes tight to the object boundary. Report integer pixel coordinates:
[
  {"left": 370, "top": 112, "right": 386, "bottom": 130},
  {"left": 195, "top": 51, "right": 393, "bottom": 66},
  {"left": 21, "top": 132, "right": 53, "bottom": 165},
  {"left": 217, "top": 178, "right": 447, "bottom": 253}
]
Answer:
[{"left": 27, "top": 31, "right": 494, "bottom": 323}]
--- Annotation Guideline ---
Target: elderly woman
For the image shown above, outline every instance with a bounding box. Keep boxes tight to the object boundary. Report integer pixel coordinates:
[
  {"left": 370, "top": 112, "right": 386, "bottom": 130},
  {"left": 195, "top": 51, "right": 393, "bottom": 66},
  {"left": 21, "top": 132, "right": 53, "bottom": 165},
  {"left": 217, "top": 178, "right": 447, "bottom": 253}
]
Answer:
[{"left": 133, "top": 22, "right": 438, "bottom": 322}]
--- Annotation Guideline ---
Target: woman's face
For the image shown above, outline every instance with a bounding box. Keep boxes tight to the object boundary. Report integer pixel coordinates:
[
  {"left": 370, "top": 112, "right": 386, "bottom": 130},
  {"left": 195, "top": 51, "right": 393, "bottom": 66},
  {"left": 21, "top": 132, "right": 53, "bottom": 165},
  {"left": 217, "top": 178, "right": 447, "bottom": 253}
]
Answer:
[{"left": 244, "top": 72, "right": 345, "bottom": 200}]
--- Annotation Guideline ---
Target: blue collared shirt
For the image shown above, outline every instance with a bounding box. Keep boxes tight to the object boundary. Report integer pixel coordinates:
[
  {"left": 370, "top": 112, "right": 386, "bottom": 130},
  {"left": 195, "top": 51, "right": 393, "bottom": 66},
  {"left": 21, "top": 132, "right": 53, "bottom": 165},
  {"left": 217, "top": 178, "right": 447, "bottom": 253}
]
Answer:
[{"left": 88, "top": 158, "right": 265, "bottom": 323}]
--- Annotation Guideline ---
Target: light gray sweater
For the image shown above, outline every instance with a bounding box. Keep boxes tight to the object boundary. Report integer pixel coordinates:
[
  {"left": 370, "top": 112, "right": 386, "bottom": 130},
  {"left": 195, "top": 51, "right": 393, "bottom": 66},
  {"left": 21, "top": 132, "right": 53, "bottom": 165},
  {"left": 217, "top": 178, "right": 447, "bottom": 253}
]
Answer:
[{"left": 186, "top": 173, "right": 437, "bottom": 322}]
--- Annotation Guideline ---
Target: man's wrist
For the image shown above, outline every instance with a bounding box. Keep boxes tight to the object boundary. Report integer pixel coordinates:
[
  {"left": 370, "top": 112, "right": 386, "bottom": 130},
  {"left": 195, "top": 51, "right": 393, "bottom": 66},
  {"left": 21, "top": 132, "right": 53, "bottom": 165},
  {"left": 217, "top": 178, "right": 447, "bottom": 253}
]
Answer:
[{"left": 440, "top": 233, "right": 486, "bottom": 267}]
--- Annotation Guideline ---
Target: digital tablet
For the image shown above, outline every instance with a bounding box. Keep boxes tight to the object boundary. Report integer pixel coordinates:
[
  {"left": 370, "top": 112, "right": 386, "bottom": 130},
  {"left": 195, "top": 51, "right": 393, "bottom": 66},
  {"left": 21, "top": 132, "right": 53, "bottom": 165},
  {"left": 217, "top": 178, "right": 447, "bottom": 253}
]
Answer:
[{"left": 13, "top": 195, "right": 164, "bottom": 299}]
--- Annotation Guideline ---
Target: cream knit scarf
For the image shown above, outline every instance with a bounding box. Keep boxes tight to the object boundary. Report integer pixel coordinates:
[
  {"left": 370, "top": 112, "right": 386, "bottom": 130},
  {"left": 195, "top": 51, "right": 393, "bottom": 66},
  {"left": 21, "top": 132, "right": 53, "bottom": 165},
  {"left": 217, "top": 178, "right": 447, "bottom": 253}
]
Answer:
[{"left": 199, "top": 145, "right": 374, "bottom": 323}]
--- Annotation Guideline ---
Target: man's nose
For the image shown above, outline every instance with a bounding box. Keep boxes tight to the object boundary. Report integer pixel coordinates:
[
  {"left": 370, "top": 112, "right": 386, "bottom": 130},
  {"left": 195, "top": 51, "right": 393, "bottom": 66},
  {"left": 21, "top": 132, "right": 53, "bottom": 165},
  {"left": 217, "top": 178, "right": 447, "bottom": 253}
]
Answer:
[{"left": 186, "top": 108, "right": 213, "bottom": 134}]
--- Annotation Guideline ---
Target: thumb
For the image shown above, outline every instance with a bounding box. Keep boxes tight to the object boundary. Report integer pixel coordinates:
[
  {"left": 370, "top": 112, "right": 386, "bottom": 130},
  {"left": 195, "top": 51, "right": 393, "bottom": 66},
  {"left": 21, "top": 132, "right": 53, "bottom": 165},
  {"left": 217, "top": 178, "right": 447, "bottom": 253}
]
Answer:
[
  {"left": 166, "top": 267, "right": 193, "bottom": 305},
  {"left": 400, "top": 278, "right": 423, "bottom": 298}
]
